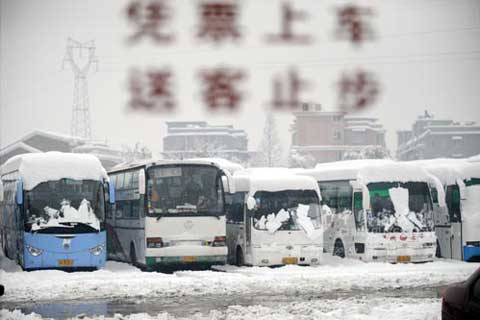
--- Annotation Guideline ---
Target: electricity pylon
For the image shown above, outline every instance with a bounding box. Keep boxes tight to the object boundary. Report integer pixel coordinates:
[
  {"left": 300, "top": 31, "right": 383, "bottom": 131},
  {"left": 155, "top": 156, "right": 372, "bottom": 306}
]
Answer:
[{"left": 62, "top": 38, "right": 98, "bottom": 140}]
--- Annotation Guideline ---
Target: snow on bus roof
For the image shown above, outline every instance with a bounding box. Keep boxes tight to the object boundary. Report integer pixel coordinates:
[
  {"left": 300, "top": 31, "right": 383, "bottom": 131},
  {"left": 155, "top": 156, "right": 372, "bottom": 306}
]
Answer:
[
  {"left": 411, "top": 158, "right": 480, "bottom": 185},
  {"left": 233, "top": 167, "right": 321, "bottom": 197},
  {"left": 299, "top": 159, "right": 434, "bottom": 185},
  {"left": 109, "top": 158, "right": 240, "bottom": 173},
  {"left": 188, "top": 158, "right": 244, "bottom": 174},
  {"left": 1, "top": 152, "right": 108, "bottom": 190}
]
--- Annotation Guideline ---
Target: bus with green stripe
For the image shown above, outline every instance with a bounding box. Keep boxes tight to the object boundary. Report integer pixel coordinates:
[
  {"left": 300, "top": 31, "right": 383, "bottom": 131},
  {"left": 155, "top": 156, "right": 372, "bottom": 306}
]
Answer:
[
  {"left": 298, "top": 160, "right": 442, "bottom": 263},
  {"left": 415, "top": 159, "right": 480, "bottom": 262},
  {"left": 106, "top": 159, "right": 235, "bottom": 270}
]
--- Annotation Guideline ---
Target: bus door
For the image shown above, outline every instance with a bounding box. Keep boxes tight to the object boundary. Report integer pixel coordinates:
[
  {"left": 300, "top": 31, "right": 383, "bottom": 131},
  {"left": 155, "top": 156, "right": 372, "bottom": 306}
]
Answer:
[
  {"left": 15, "top": 180, "right": 25, "bottom": 265},
  {"left": 245, "top": 195, "right": 256, "bottom": 255},
  {"left": 446, "top": 184, "right": 462, "bottom": 260},
  {"left": 430, "top": 183, "right": 452, "bottom": 258}
]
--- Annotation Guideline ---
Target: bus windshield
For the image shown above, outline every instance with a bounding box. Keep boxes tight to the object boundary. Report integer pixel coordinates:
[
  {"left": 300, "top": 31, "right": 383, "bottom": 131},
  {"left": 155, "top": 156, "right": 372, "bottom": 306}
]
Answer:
[
  {"left": 25, "top": 179, "right": 105, "bottom": 233},
  {"left": 147, "top": 165, "right": 224, "bottom": 216},
  {"left": 367, "top": 181, "right": 434, "bottom": 233},
  {"left": 252, "top": 190, "right": 321, "bottom": 232}
]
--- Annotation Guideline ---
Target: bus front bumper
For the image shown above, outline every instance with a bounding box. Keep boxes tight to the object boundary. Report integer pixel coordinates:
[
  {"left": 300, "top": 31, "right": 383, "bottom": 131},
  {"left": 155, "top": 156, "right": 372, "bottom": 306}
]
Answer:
[
  {"left": 24, "top": 249, "right": 106, "bottom": 270},
  {"left": 145, "top": 246, "right": 227, "bottom": 267},
  {"left": 364, "top": 246, "right": 435, "bottom": 263},
  {"left": 248, "top": 245, "right": 322, "bottom": 266}
]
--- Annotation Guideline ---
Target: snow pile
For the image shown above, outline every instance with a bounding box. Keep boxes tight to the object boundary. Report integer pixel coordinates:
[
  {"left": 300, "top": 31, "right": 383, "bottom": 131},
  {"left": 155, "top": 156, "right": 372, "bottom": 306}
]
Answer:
[
  {"left": 1, "top": 152, "right": 108, "bottom": 190},
  {"left": 295, "top": 204, "right": 317, "bottom": 238},
  {"left": 264, "top": 209, "right": 289, "bottom": 233},
  {"left": 31, "top": 199, "right": 100, "bottom": 232},
  {"left": 388, "top": 187, "right": 424, "bottom": 233}
]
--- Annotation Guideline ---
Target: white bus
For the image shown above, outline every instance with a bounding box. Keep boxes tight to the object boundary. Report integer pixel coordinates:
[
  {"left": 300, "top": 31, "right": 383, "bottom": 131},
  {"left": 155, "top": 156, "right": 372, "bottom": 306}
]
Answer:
[
  {"left": 226, "top": 168, "right": 323, "bottom": 266},
  {"left": 107, "top": 159, "right": 232, "bottom": 269},
  {"left": 416, "top": 159, "right": 480, "bottom": 261},
  {"left": 298, "top": 160, "right": 440, "bottom": 263}
]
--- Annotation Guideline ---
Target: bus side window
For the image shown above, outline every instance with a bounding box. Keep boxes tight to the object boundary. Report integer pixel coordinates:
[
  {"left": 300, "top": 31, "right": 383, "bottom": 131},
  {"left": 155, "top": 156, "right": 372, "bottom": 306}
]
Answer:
[
  {"left": 430, "top": 187, "right": 439, "bottom": 205},
  {"left": 353, "top": 192, "right": 365, "bottom": 231},
  {"left": 229, "top": 192, "right": 245, "bottom": 223},
  {"left": 124, "top": 172, "right": 133, "bottom": 189},
  {"left": 116, "top": 173, "right": 125, "bottom": 190},
  {"left": 446, "top": 185, "right": 461, "bottom": 223}
]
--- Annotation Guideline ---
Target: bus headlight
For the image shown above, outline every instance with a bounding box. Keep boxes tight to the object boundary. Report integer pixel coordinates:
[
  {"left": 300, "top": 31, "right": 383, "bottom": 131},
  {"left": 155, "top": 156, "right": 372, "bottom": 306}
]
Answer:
[
  {"left": 89, "top": 245, "right": 104, "bottom": 256},
  {"left": 26, "top": 245, "right": 43, "bottom": 257}
]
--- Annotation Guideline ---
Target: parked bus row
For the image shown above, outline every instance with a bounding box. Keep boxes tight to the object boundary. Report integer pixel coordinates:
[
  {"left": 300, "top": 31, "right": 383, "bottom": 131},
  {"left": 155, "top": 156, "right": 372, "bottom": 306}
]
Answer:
[{"left": 1, "top": 153, "right": 479, "bottom": 271}]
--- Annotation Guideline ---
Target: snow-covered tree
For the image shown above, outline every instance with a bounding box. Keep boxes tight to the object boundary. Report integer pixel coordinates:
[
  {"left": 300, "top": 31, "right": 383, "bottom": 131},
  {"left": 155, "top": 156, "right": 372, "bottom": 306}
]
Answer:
[
  {"left": 360, "top": 146, "right": 391, "bottom": 159},
  {"left": 122, "top": 142, "right": 152, "bottom": 162},
  {"left": 255, "top": 113, "right": 283, "bottom": 167},
  {"left": 342, "top": 146, "right": 390, "bottom": 161},
  {"left": 288, "top": 150, "right": 316, "bottom": 168}
]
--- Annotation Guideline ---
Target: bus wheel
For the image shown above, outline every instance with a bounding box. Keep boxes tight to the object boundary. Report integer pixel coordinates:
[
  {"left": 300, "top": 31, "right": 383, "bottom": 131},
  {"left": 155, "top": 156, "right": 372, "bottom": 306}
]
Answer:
[
  {"left": 435, "top": 240, "right": 441, "bottom": 258},
  {"left": 130, "top": 243, "right": 137, "bottom": 266},
  {"left": 235, "top": 247, "right": 244, "bottom": 267},
  {"left": 333, "top": 240, "right": 345, "bottom": 258}
]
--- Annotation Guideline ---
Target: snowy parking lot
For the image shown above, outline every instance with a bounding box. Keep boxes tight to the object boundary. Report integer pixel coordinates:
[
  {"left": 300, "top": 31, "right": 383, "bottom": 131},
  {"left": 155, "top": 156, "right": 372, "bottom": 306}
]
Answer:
[{"left": 1, "top": 255, "right": 479, "bottom": 319}]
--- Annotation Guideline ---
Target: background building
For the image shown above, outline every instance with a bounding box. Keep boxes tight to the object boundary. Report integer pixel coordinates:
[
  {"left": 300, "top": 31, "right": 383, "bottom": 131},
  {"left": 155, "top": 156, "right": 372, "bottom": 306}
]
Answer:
[
  {"left": 162, "top": 121, "right": 249, "bottom": 163},
  {"left": 290, "top": 103, "right": 387, "bottom": 164},
  {"left": 0, "top": 130, "right": 123, "bottom": 170},
  {"left": 396, "top": 111, "right": 480, "bottom": 160}
]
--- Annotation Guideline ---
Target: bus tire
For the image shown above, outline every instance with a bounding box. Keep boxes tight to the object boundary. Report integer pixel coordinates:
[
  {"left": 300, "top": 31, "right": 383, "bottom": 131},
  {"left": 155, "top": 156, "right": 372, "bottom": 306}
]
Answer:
[
  {"left": 235, "top": 247, "right": 244, "bottom": 267},
  {"left": 333, "top": 239, "right": 345, "bottom": 258},
  {"left": 130, "top": 243, "right": 137, "bottom": 266},
  {"left": 435, "top": 239, "right": 441, "bottom": 258}
]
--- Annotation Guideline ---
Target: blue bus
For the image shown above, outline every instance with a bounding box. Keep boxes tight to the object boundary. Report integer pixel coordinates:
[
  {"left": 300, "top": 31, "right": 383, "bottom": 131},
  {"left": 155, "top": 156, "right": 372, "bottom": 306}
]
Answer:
[{"left": 0, "top": 152, "right": 115, "bottom": 270}]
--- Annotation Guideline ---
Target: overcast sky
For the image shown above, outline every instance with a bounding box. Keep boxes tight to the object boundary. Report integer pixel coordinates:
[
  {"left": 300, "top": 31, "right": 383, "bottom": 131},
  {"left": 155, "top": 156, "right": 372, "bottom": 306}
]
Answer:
[{"left": 1, "top": 0, "right": 480, "bottom": 158}]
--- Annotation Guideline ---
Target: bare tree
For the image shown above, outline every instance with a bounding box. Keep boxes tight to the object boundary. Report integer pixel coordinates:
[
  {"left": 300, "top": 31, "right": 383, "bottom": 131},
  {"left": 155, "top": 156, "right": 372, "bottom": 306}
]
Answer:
[{"left": 255, "top": 112, "right": 283, "bottom": 167}]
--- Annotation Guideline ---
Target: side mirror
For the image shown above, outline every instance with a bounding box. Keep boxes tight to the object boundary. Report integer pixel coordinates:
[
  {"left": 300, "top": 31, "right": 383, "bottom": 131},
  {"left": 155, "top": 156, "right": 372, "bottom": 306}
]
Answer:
[
  {"left": 0, "top": 180, "right": 4, "bottom": 202},
  {"left": 139, "top": 169, "right": 146, "bottom": 195},
  {"left": 16, "top": 180, "right": 23, "bottom": 205},
  {"left": 246, "top": 196, "right": 256, "bottom": 211},
  {"left": 221, "top": 175, "right": 230, "bottom": 193},
  {"left": 108, "top": 183, "right": 116, "bottom": 204}
]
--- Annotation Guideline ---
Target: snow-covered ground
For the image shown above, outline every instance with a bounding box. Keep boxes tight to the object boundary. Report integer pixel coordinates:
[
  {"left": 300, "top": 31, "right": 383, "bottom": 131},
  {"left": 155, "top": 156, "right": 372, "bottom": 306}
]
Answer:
[
  {"left": 1, "top": 254, "right": 478, "bottom": 319},
  {"left": 1, "top": 255, "right": 478, "bottom": 304},
  {"left": 1, "top": 297, "right": 441, "bottom": 320}
]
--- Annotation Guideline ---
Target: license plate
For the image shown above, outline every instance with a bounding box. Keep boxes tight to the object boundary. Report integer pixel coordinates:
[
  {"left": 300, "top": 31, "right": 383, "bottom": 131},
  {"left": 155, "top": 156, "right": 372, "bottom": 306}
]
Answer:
[
  {"left": 396, "top": 256, "right": 411, "bottom": 263},
  {"left": 182, "top": 256, "right": 197, "bottom": 262},
  {"left": 58, "top": 259, "right": 74, "bottom": 266},
  {"left": 282, "top": 257, "right": 298, "bottom": 265}
]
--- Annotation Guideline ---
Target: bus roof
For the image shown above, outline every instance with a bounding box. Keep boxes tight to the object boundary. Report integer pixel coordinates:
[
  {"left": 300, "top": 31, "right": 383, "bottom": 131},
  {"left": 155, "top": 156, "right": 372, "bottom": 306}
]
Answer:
[
  {"left": 108, "top": 158, "right": 233, "bottom": 174},
  {"left": 412, "top": 159, "right": 480, "bottom": 185},
  {"left": 233, "top": 168, "right": 321, "bottom": 197},
  {"left": 188, "top": 158, "right": 244, "bottom": 175},
  {"left": 299, "top": 160, "right": 434, "bottom": 185},
  {"left": 0, "top": 152, "right": 107, "bottom": 190}
]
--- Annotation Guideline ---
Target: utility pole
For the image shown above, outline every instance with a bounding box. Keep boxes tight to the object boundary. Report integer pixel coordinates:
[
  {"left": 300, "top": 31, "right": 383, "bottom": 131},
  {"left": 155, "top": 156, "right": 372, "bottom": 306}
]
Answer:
[{"left": 62, "top": 38, "right": 98, "bottom": 140}]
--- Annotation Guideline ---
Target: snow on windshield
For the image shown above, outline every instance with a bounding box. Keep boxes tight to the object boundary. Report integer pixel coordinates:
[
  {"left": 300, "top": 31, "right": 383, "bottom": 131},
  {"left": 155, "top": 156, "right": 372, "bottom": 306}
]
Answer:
[
  {"left": 31, "top": 199, "right": 100, "bottom": 232},
  {"left": 367, "top": 184, "right": 433, "bottom": 233},
  {"left": 253, "top": 195, "right": 322, "bottom": 239}
]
